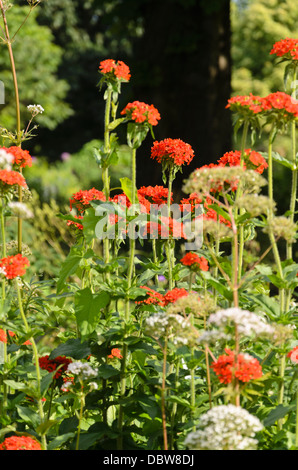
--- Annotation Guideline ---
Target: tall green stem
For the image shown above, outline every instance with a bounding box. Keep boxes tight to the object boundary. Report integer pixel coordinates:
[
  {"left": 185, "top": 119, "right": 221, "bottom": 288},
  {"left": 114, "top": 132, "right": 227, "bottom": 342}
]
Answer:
[
  {"left": 102, "top": 87, "right": 112, "bottom": 271},
  {"left": 15, "top": 279, "right": 47, "bottom": 449},
  {"left": 0, "top": 197, "right": 7, "bottom": 412},
  {"left": 237, "top": 120, "right": 249, "bottom": 282},
  {"left": 117, "top": 146, "right": 137, "bottom": 449},
  {"left": 0, "top": 1, "right": 23, "bottom": 253},
  {"left": 166, "top": 166, "right": 174, "bottom": 290}
]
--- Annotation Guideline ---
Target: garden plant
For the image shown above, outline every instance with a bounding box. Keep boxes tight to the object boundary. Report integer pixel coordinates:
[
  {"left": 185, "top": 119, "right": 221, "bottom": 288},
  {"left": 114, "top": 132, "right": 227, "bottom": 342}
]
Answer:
[{"left": 0, "top": 2, "right": 298, "bottom": 451}]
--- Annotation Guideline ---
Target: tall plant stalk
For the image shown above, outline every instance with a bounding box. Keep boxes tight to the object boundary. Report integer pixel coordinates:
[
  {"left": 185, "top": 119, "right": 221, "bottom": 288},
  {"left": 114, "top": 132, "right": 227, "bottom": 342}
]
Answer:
[
  {"left": 15, "top": 279, "right": 47, "bottom": 449},
  {"left": 0, "top": 0, "right": 23, "bottom": 253}
]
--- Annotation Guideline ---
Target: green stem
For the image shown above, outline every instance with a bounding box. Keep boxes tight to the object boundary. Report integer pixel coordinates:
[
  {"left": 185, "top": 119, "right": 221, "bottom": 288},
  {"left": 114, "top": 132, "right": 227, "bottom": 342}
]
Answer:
[
  {"left": 166, "top": 166, "right": 175, "bottom": 290},
  {"left": 237, "top": 120, "right": 249, "bottom": 282},
  {"left": 0, "top": 197, "right": 7, "bottom": 412},
  {"left": 75, "top": 386, "right": 85, "bottom": 451},
  {"left": 267, "top": 131, "right": 285, "bottom": 310},
  {"left": 15, "top": 279, "right": 47, "bottom": 449},
  {"left": 161, "top": 337, "right": 168, "bottom": 451},
  {"left": 0, "top": 2, "right": 23, "bottom": 253},
  {"left": 102, "top": 87, "right": 112, "bottom": 272},
  {"left": 117, "top": 146, "right": 137, "bottom": 450}
]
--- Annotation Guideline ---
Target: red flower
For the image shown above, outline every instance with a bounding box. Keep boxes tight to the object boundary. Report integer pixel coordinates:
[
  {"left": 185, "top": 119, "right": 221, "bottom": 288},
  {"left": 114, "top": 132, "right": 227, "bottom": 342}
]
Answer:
[
  {"left": 67, "top": 215, "right": 84, "bottom": 230},
  {"left": 151, "top": 138, "right": 195, "bottom": 167},
  {"left": 121, "top": 101, "right": 161, "bottom": 126},
  {"left": 262, "top": 91, "right": 298, "bottom": 118},
  {"left": 287, "top": 346, "right": 298, "bottom": 364},
  {"left": 108, "top": 348, "right": 123, "bottom": 359},
  {"left": 0, "top": 254, "right": 30, "bottom": 279},
  {"left": 163, "top": 287, "right": 189, "bottom": 306},
  {"left": 0, "top": 435, "right": 42, "bottom": 450},
  {"left": 180, "top": 252, "right": 209, "bottom": 271},
  {"left": 39, "top": 355, "right": 72, "bottom": 380},
  {"left": 211, "top": 348, "right": 263, "bottom": 384},
  {"left": 137, "top": 185, "right": 171, "bottom": 206},
  {"left": 180, "top": 193, "right": 202, "bottom": 214},
  {"left": 99, "top": 59, "right": 131, "bottom": 81},
  {"left": 226, "top": 93, "right": 265, "bottom": 115},
  {"left": 218, "top": 149, "right": 268, "bottom": 174},
  {"left": 0, "top": 169, "right": 27, "bottom": 189},
  {"left": 0, "top": 146, "right": 32, "bottom": 169},
  {"left": 136, "top": 286, "right": 165, "bottom": 306},
  {"left": 270, "top": 38, "right": 298, "bottom": 58},
  {"left": 0, "top": 329, "right": 7, "bottom": 343},
  {"left": 70, "top": 188, "right": 106, "bottom": 213},
  {"left": 142, "top": 216, "right": 186, "bottom": 240}
]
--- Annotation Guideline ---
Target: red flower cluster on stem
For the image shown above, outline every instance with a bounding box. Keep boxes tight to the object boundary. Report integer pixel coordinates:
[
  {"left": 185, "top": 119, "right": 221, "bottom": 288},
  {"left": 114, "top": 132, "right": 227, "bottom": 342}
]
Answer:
[
  {"left": 99, "top": 59, "right": 131, "bottom": 81},
  {"left": 121, "top": 101, "right": 161, "bottom": 126},
  {"left": 180, "top": 252, "right": 209, "bottom": 271},
  {"left": 151, "top": 138, "right": 195, "bottom": 167},
  {"left": 270, "top": 38, "right": 298, "bottom": 60},
  {"left": 0, "top": 146, "right": 32, "bottom": 168},
  {"left": 211, "top": 348, "right": 263, "bottom": 384}
]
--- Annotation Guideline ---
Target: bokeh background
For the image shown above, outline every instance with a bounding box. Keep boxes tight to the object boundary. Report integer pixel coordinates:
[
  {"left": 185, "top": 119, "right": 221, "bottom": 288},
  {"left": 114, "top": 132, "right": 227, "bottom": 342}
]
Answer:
[{"left": 0, "top": 0, "right": 297, "bottom": 276}]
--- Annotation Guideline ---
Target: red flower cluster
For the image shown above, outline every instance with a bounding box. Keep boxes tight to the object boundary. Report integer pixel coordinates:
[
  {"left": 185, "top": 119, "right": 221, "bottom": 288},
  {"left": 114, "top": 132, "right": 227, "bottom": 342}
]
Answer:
[
  {"left": 136, "top": 286, "right": 188, "bottom": 307},
  {"left": 226, "top": 93, "right": 264, "bottom": 114},
  {"left": 287, "top": 346, "right": 298, "bottom": 364},
  {"left": 261, "top": 91, "right": 298, "bottom": 118},
  {"left": 39, "top": 355, "right": 72, "bottom": 380},
  {"left": 108, "top": 348, "right": 123, "bottom": 359},
  {"left": 180, "top": 193, "right": 202, "bottom": 214},
  {"left": 70, "top": 188, "right": 106, "bottom": 213},
  {"left": 218, "top": 149, "right": 268, "bottom": 174},
  {"left": 270, "top": 38, "right": 298, "bottom": 60},
  {"left": 0, "top": 329, "right": 31, "bottom": 346},
  {"left": 163, "top": 287, "right": 189, "bottom": 306},
  {"left": 0, "top": 146, "right": 32, "bottom": 169},
  {"left": 211, "top": 348, "right": 263, "bottom": 384},
  {"left": 136, "top": 286, "right": 165, "bottom": 306},
  {"left": 137, "top": 185, "right": 171, "bottom": 205},
  {"left": 142, "top": 216, "right": 186, "bottom": 240},
  {"left": 121, "top": 101, "right": 161, "bottom": 126},
  {"left": 180, "top": 252, "right": 209, "bottom": 271},
  {"left": 0, "top": 254, "right": 30, "bottom": 279},
  {"left": 151, "top": 138, "right": 195, "bottom": 167},
  {"left": 99, "top": 59, "right": 131, "bottom": 81},
  {"left": 0, "top": 435, "right": 42, "bottom": 450},
  {"left": 0, "top": 169, "right": 26, "bottom": 189},
  {"left": 0, "top": 328, "right": 7, "bottom": 343}
]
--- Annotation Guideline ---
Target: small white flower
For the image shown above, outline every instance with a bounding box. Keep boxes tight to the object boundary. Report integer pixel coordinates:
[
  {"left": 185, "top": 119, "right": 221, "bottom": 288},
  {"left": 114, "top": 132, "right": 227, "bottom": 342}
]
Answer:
[
  {"left": 8, "top": 202, "right": 34, "bottom": 219},
  {"left": 67, "top": 361, "right": 98, "bottom": 379},
  {"left": 0, "top": 149, "right": 13, "bottom": 170},
  {"left": 27, "top": 104, "right": 44, "bottom": 116}
]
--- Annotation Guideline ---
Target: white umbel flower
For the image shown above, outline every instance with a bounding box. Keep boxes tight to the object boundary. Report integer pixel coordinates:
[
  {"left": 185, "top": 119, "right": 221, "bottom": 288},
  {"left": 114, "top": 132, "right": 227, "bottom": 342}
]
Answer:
[
  {"left": 208, "top": 307, "right": 276, "bottom": 338},
  {"left": 66, "top": 361, "right": 98, "bottom": 379},
  {"left": 184, "top": 404, "right": 263, "bottom": 450},
  {"left": 27, "top": 104, "right": 44, "bottom": 116}
]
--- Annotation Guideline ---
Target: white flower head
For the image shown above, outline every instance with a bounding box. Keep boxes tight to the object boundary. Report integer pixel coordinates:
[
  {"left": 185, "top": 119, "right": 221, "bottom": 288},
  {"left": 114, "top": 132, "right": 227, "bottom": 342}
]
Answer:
[
  {"left": 27, "top": 104, "right": 44, "bottom": 116},
  {"left": 8, "top": 202, "right": 34, "bottom": 219},
  {"left": 184, "top": 404, "right": 263, "bottom": 450}
]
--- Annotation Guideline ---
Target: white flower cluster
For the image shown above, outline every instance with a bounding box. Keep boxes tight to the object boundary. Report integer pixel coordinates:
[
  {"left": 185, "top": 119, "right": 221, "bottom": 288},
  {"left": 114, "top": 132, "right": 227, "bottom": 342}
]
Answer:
[
  {"left": 145, "top": 311, "right": 198, "bottom": 347},
  {"left": 8, "top": 202, "right": 34, "bottom": 219},
  {"left": 27, "top": 104, "right": 44, "bottom": 116},
  {"left": 197, "top": 329, "right": 232, "bottom": 345},
  {"left": 0, "top": 149, "right": 13, "bottom": 170},
  {"left": 184, "top": 404, "right": 263, "bottom": 450},
  {"left": 67, "top": 361, "right": 98, "bottom": 379},
  {"left": 208, "top": 307, "right": 276, "bottom": 339}
]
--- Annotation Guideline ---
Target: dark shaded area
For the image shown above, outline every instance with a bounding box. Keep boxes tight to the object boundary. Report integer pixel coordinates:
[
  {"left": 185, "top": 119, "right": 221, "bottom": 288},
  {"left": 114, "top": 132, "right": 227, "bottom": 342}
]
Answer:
[{"left": 32, "top": 0, "right": 232, "bottom": 195}]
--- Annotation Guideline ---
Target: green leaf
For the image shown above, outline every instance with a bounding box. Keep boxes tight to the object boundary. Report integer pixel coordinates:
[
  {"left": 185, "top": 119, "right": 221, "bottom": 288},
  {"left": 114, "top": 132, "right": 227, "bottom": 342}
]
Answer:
[
  {"left": 49, "top": 338, "right": 91, "bottom": 360},
  {"left": 75, "top": 287, "right": 110, "bottom": 337},
  {"left": 120, "top": 177, "right": 139, "bottom": 204},
  {"left": 16, "top": 405, "right": 40, "bottom": 428},
  {"left": 47, "top": 433, "right": 75, "bottom": 450},
  {"left": 56, "top": 246, "right": 82, "bottom": 293},
  {"left": 97, "top": 364, "right": 120, "bottom": 379},
  {"left": 264, "top": 404, "right": 295, "bottom": 427}
]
